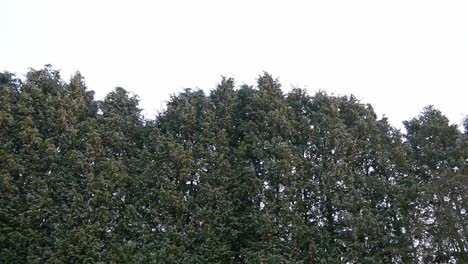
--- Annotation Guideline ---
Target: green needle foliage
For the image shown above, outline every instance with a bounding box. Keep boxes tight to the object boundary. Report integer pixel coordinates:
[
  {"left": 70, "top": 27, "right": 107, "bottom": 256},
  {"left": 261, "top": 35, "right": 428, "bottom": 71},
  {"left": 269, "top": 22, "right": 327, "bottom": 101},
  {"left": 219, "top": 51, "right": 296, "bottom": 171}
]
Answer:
[{"left": 0, "top": 66, "right": 466, "bottom": 263}]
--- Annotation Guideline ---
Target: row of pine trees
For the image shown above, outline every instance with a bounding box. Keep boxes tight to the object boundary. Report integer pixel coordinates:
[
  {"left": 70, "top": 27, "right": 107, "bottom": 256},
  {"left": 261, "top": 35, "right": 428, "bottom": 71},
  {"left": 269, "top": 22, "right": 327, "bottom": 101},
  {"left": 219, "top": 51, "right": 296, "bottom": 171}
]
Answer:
[{"left": 1, "top": 66, "right": 467, "bottom": 263}]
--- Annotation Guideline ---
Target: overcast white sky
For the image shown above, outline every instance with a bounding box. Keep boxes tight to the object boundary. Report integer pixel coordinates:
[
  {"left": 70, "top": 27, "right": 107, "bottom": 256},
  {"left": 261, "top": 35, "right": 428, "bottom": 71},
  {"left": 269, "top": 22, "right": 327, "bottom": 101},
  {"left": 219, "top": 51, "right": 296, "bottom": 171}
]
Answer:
[{"left": 2, "top": 0, "right": 467, "bottom": 129}]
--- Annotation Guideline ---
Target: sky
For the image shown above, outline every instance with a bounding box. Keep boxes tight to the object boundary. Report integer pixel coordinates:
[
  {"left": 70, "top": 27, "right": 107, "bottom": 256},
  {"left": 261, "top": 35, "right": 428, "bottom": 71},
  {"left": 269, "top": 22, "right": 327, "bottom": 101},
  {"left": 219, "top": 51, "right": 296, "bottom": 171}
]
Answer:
[{"left": 2, "top": 0, "right": 467, "bottom": 129}]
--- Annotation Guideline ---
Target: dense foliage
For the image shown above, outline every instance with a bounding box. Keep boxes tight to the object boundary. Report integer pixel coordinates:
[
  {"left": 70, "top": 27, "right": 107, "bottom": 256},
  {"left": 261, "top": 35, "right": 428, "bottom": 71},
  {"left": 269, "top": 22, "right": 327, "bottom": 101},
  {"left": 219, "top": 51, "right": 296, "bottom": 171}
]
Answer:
[{"left": 1, "top": 66, "right": 467, "bottom": 263}]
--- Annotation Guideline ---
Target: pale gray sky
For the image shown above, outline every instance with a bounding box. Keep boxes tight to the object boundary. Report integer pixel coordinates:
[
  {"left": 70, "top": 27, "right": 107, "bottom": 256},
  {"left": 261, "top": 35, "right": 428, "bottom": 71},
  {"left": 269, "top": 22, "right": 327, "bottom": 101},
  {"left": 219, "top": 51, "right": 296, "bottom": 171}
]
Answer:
[{"left": 2, "top": 0, "right": 467, "bottom": 129}]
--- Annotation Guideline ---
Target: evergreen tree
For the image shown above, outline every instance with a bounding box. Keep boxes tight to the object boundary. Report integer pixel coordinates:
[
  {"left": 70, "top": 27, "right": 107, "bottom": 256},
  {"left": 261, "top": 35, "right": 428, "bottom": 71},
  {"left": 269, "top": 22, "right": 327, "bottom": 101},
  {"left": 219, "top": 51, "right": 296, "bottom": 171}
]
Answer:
[
  {"left": 95, "top": 87, "right": 148, "bottom": 263},
  {"left": 1, "top": 67, "right": 466, "bottom": 263},
  {"left": 0, "top": 66, "right": 102, "bottom": 262},
  {"left": 0, "top": 72, "right": 25, "bottom": 263},
  {"left": 286, "top": 91, "right": 414, "bottom": 263},
  {"left": 154, "top": 88, "right": 219, "bottom": 262},
  {"left": 404, "top": 106, "right": 467, "bottom": 263}
]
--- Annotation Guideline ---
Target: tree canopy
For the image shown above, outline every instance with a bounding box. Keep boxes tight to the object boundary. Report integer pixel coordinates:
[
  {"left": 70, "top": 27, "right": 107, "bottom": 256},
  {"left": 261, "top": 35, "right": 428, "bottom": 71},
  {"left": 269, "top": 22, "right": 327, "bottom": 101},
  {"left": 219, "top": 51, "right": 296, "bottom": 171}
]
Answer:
[{"left": 0, "top": 66, "right": 467, "bottom": 263}]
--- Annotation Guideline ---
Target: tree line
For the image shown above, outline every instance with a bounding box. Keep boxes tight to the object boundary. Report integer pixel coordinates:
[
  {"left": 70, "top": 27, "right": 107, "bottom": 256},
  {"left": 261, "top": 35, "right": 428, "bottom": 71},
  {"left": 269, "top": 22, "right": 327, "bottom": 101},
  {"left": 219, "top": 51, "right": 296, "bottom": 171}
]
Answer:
[{"left": 1, "top": 66, "right": 467, "bottom": 263}]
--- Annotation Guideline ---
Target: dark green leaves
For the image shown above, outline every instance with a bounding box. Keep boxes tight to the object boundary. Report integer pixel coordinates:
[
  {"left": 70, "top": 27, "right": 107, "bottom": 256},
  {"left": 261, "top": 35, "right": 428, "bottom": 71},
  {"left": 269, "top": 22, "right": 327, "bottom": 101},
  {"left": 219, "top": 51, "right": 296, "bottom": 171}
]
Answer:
[{"left": 1, "top": 67, "right": 466, "bottom": 263}]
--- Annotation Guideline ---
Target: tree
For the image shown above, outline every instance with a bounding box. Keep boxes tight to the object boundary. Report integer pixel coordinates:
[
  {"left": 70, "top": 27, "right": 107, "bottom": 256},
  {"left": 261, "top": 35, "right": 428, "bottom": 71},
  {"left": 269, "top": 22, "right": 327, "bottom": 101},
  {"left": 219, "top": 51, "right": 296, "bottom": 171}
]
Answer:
[
  {"left": 404, "top": 106, "right": 467, "bottom": 263},
  {"left": 287, "top": 91, "right": 414, "bottom": 263},
  {"left": 0, "top": 72, "right": 25, "bottom": 263},
  {"left": 1, "top": 67, "right": 466, "bottom": 263}
]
